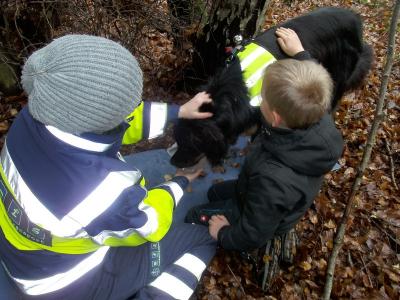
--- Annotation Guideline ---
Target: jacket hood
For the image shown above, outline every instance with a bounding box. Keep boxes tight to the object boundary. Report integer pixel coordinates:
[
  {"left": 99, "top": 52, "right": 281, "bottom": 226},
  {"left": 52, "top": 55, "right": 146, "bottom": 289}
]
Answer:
[{"left": 260, "top": 114, "right": 343, "bottom": 176}]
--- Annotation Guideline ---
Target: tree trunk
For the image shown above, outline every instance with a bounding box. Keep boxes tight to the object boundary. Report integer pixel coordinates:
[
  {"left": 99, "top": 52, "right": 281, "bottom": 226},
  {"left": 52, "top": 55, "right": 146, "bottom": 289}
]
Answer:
[{"left": 169, "top": 0, "right": 270, "bottom": 90}]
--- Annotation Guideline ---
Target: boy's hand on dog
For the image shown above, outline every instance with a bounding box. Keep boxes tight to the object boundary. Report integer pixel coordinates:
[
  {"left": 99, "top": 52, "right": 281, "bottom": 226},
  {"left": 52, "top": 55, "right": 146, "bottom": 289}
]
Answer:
[
  {"left": 208, "top": 215, "right": 230, "bottom": 240},
  {"left": 276, "top": 27, "right": 305, "bottom": 57},
  {"left": 178, "top": 91, "right": 213, "bottom": 119}
]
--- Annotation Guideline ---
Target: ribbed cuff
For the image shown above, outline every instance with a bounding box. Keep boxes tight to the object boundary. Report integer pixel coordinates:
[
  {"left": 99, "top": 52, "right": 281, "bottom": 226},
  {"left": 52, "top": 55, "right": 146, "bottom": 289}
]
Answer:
[
  {"left": 171, "top": 176, "right": 189, "bottom": 190},
  {"left": 167, "top": 104, "right": 180, "bottom": 123},
  {"left": 293, "top": 50, "right": 312, "bottom": 61}
]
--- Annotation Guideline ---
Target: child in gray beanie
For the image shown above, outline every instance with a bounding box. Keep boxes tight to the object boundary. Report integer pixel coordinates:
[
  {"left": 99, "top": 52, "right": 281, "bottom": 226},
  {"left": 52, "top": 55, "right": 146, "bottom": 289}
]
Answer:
[{"left": 0, "top": 34, "right": 215, "bottom": 300}]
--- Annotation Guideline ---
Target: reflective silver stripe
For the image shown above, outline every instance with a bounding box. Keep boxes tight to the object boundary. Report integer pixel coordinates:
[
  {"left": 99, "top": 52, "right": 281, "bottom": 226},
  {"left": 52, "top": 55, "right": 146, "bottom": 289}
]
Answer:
[
  {"left": 136, "top": 202, "right": 159, "bottom": 237},
  {"left": 160, "top": 181, "right": 184, "bottom": 206},
  {"left": 66, "top": 170, "right": 141, "bottom": 227},
  {"left": 91, "top": 228, "right": 136, "bottom": 245},
  {"left": 150, "top": 273, "right": 193, "bottom": 300},
  {"left": 174, "top": 253, "right": 206, "bottom": 281},
  {"left": 1, "top": 143, "right": 142, "bottom": 238},
  {"left": 1, "top": 145, "right": 84, "bottom": 237},
  {"left": 46, "top": 126, "right": 112, "bottom": 152},
  {"left": 149, "top": 103, "right": 168, "bottom": 139},
  {"left": 239, "top": 46, "right": 268, "bottom": 70},
  {"left": 10, "top": 246, "right": 109, "bottom": 295},
  {"left": 250, "top": 95, "right": 263, "bottom": 107},
  {"left": 244, "top": 60, "right": 276, "bottom": 89},
  {"left": 91, "top": 202, "right": 158, "bottom": 244}
]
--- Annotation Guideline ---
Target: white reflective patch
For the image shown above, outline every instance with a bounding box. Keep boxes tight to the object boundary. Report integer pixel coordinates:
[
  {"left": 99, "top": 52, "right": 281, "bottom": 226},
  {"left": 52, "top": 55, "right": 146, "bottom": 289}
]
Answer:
[
  {"left": 66, "top": 171, "right": 141, "bottom": 227},
  {"left": 11, "top": 246, "right": 109, "bottom": 295},
  {"left": 161, "top": 181, "right": 183, "bottom": 206},
  {"left": 245, "top": 59, "right": 276, "bottom": 89},
  {"left": 150, "top": 272, "right": 193, "bottom": 300},
  {"left": 240, "top": 46, "right": 268, "bottom": 70},
  {"left": 91, "top": 228, "right": 136, "bottom": 245},
  {"left": 91, "top": 202, "right": 159, "bottom": 244},
  {"left": 166, "top": 143, "right": 178, "bottom": 157},
  {"left": 117, "top": 152, "right": 126, "bottom": 162},
  {"left": 149, "top": 103, "right": 168, "bottom": 139},
  {"left": 1, "top": 145, "right": 83, "bottom": 237},
  {"left": 174, "top": 253, "right": 206, "bottom": 281},
  {"left": 250, "top": 95, "right": 263, "bottom": 107},
  {"left": 136, "top": 202, "right": 159, "bottom": 237},
  {"left": 46, "top": 126, "right": 112, "bottom": 152}
]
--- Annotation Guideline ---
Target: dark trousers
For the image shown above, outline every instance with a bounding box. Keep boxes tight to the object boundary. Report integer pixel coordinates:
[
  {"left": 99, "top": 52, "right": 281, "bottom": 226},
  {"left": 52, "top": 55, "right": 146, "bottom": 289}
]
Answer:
[
  {"left": 16, "top": 224, "right": 216, "bottom": 300},
  {"left": 185, "top": 180, "right": 240, "bottom": 225}
]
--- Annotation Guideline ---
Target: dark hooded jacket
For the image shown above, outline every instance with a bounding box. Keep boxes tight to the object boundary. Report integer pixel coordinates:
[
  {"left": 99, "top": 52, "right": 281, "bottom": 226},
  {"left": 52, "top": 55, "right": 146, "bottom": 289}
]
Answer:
[{"left": 217, "top": 114, "right": 343, "bottom": 251}]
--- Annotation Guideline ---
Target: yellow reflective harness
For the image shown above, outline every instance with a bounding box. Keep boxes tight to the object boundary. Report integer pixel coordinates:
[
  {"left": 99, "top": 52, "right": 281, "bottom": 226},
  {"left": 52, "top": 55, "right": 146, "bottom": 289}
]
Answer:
[{"left": 236, "top": 42, "right": 277, "bottom": 106}]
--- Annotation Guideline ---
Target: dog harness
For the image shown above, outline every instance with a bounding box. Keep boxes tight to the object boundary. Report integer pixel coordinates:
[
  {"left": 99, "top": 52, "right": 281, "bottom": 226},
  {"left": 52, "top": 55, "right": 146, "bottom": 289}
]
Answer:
[{"left": 236, "top": 42, "right": 277, "bottom": 106}]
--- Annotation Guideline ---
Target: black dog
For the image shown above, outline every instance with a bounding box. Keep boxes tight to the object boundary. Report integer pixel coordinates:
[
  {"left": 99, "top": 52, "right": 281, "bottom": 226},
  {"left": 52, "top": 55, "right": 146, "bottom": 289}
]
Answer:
[{"left": 171, "top": 7, "right": 373, "bottom": 168}]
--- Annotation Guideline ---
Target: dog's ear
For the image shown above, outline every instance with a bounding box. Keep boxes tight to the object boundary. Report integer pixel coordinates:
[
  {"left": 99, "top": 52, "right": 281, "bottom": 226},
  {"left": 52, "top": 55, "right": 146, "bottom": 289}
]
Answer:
[
  {"left": 171, "top": 119, "right": 205, "bottom": 168},
  {"left": 197, "top": 120, "right": 229, "bottom": 166},
  {"left": 172, "top": 118, "right": 229, "bottom": 167}
]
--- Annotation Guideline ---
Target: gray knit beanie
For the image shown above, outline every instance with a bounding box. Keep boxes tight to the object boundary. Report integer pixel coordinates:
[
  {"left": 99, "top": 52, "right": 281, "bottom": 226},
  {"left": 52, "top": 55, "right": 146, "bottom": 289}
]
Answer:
[{"left": 21, "top": 34, "right": 143, "bottom": 134}]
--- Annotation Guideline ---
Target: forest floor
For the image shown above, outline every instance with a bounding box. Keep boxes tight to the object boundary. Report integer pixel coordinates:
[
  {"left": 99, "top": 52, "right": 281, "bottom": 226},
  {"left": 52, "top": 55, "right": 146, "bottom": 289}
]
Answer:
[
  {"left": 191, "top": 1, "right": 400, "bottom": 299},
  {"left": 0, "top": 0, "right": 399, "bottom": 299}
]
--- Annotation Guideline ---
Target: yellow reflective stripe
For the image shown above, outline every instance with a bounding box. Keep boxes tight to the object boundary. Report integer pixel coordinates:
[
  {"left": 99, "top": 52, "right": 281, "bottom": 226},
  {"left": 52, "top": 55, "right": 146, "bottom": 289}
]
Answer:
[
  {"left": 237, "top": 43, "right": 277, "bottom": 104},
  {"left": 142, "top": 189, "right": 174, "bottom": 242},
  {"left": 247, "top": 76, "right": 264, "bottom": 98},
  {"left": 122, "top": 101, "right": 144, "bottom": 145},
  {"left": 241, "top": 49, "right": 276, "bottom": 82},
  {"left": 236, "top": 42, "right": 262, "bottom": 64},
  {"left": 102, "top": 232, "right": 147, "bottom": 247},
  {"left": 0, "top": 167, "right": 100, "bottom": 254},
  {"left": 98, "top": 188, "right": 174, "bottom": 246}
]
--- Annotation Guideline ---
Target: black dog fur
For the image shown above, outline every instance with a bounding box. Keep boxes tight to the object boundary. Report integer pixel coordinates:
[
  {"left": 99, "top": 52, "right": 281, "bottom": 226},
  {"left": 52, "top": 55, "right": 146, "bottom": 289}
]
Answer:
[{"left": 171, "top": 7, "right": 373, "bottom": 168}]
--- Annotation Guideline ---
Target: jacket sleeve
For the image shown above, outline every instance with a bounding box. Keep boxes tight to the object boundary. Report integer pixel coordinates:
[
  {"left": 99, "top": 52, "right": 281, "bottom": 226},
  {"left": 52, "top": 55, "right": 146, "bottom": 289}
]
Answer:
[
  {"left": 122, "top": 101, "right": 180, "bottom": 145},
  {"left": 85, "top": 176, "right": 189, "bottom": 247},
  {"left": 293, "top": 50, "right": 318, "bottom": 63},
  {"left": 217, "top": 170, "right": 294, "bottom": 251}
]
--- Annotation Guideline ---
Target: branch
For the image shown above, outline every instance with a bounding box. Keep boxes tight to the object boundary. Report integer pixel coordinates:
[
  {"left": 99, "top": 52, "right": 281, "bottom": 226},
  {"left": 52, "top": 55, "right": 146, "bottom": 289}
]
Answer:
[
  {"left": 322, "top": 1, "right": 400, "bottom": 299},
  {"left": 383, "top": 137, "right": 399, "bottom": 190}
]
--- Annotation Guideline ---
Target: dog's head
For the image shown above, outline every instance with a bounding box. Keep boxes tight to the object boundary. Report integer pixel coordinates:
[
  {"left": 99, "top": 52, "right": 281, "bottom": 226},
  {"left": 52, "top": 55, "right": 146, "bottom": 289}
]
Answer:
[
  {"left": 171, "top": 60, "right": 257, "bottom": 168},
  {"left": 170, "top": 118, "right": 229, "bottom": 168}
]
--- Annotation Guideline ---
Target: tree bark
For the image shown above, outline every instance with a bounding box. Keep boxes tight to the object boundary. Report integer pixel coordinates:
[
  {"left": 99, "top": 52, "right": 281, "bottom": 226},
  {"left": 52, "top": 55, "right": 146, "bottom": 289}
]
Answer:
[
  {"left": 322, "top": 1, "right": 400, "bottom": 299},
  {"left": 173, "top": 0, "right": 270, "bottom": 89}
]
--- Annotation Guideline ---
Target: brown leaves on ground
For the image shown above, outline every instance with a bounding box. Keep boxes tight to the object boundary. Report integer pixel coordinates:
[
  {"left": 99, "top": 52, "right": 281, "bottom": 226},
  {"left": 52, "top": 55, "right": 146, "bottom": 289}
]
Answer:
[
  {"left": 0, "top": 0, "right": 398, "bottom": 299},
  {"left": 196, "top": 0, "right": 400, "bottom": 299}
]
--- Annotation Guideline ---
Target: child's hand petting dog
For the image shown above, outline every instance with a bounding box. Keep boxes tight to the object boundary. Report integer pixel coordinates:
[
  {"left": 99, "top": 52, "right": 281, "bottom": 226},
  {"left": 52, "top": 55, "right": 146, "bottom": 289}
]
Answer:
[
  {"left": 178, "top": 91, "right": 213, "bottom": 119},
  {"left": 276, "top": 27, "right": 305, "bottom": 57}
]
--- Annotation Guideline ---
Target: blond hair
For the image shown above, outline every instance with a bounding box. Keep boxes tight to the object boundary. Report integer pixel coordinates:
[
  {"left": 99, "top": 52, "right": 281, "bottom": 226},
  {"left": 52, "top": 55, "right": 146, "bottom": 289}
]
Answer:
[{"left": 261, "top": 59, "right": 333, "bottom": 129}]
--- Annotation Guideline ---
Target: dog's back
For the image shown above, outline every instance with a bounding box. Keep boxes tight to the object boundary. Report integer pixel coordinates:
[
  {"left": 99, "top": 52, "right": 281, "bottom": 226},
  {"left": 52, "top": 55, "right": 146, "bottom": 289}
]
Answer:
[
  {"left": 254, "top": 7, "right": 373, "bottom": 109},
  {"left": 171, "top": 7, "right": 373, "bottom": 168}
]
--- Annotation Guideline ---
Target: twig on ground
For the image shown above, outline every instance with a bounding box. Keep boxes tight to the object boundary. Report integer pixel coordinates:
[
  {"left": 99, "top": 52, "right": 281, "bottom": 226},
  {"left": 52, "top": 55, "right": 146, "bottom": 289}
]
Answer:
[
  {"left": 383, "top": 137, "right": 399, "bottom": 190},
  {"left": 226, "top": 263, "right": 246, "bottom": 296},
  {"left": 359, "top": 253, "right": 373, "bottom": 288}
]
